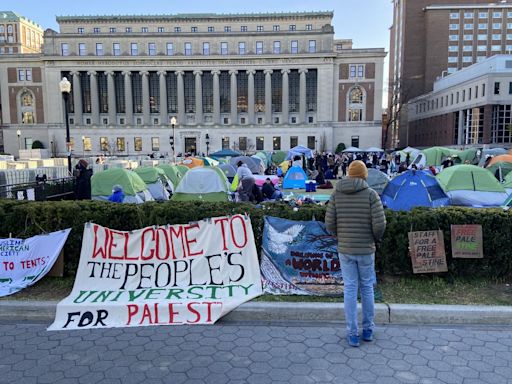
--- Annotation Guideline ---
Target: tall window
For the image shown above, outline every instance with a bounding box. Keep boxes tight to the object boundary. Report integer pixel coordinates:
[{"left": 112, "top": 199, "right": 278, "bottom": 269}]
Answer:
[
  {"left": 19, "top": 90, "right": 35, "bottom": 124},
  {"left": 290, "top": 136, "right": 298, "bottom": 148},
  {"left": 61, "top": 43, "right": 69, "bottom": 56},
  {"left": 306, "top": 69, "right": 317, "bottom": 112},
  {"left": 219, "top": 71, "right": 230, "bottom": 113},
  {"left": 151, "top": 137, "right": 160, "bottom": 151},
  {"left": 98, "top": 72, "right": 108, "bottom": 113},
  {"left": 273, "top": 136, "right": 281, "bottom": 150},
  {"left": 149, "top": 72, "right": 160, "bottom": 113},
  {"left": 134, "top": 137, "right": 142, "bottom": 151},
  {"left": 166, "top": 72, "right": 178, "bottom": 113},
  {"left": 113, "top": 43, "right": 121, "bottom": 56},
  {"left": 166, "top": 42, "right": 174, "bottom": 56},
  {"left": 132, "top": 73, "right": 143, "bottom": 113},
  {"left": 80, "top": 72, "right": 91, "bottom": 113},
  {"left": 237, "top": 72, "right": 248, "bottom": 113},
  {"left": 349, "top": 64, "right": 364, "bottom": 78},
  {"left": 289, "top": 70, "right": 299, "bottom": 113},
  {"left": 184, "top": 42, "right": 192, "bottom": 55},
  {"left": 256, "top": 41, "right": 263, "bottom": 54},
  {"left": 308, "top": 40, "right": 316, "bottom": 53},
  {"left": 239, "top": 137, "right": 247, "bottom": 151},
  {"left": 221, "top": 42, "right": 228, "bottom": 55},
  {"left": 114, "top": 72, "right": 125, "bottom": 113},
  {"left": 256, "top": 137, "right": 264, "bottom": 150},
  {"left": 203, "top": 42, "right": 210, "bottom": 55},
  {"left": 78, "top": 43, "right": 87, "bottom": 56},
  {"left": 100, "top": 137, "right": 109, "bottom": 151},
  {"left": 254, "top": 71, "right": 265, "bottom": 112},
  {"left": 291, "top": 40, "right": 298, "bottom": 54},
  {"left": 96, "top": 43, "right": 104, "bottom": 56},
  {"left": 184, "top": 71, "right": 195, "bottom": 113},
  {"left": 238, "top": 42, "right": 246, "bottom": 55},
  {"left": 131, "top": 43, "right": 138, "bottom": 56},
  {"left": 492, "top": 105, "right": 512, "bottom": 143},
  {"left": 202, "top": 72, "right": 213, "bottom": 113},
  {"left": 148, "top": 43, "right": 156, "bottom": 56},
  {"left": 117, "top": 137, "right": 125, "bottom": 152},
  {"left": 271, "top": 71, "right": 282, "bottom": 112},
  {"left": 348, "top": 86, "right": 364, "bottom": 121},
  {"left": 273, "top": 41, "right": 281, "bottom": 54}
]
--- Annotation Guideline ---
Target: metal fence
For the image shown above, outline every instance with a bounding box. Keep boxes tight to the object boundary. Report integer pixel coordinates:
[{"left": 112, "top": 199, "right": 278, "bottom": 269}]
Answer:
[{"left": 0, "top": 177, "right": 76, "bottom": 201}]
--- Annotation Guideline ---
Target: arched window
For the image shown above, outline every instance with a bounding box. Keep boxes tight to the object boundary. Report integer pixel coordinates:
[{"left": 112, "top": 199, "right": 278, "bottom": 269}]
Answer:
[
  {"left": 21, "top": 91, "right": 33, "bottom": 107},
  {"left": 18, "top": 89, "right": 35, "bottom": 124},
  {"left": 347, "top": 86, "right": 365, "bottom": 122}
]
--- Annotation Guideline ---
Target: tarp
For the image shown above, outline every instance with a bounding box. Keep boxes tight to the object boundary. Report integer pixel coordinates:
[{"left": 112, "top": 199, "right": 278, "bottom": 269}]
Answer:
[
  {"left": 209, "top": 149, "right": 241, "bottom": 158},
  {"left": 367, "top": 168, "right": 389, "bottom": 195},
  {"left": 282, "top": 166, "right": 308, "bottom": 189},
  {"left": 180, "top": 157, "right": 204, "bottom": 168},
  {"left": 364, "top": 147, "right": 384, "bottom": 152},
  {"left": 229, "top": 156, "right": 261, "bottom": 174},
  {"left": 171, "top": 167, "right": 230, "bottom": 202},
  {"left": 342, "top": 146, "right": 361, "bottom": 153},
  {"left": 48, "top": 217, "right": 262, "bottom": 330},
  {"left": 381, "top": 170, "right": 450, "bottom": 211},
  {"left": 271, "top": 150, "right": 287, "bottom": 164},
  {"left": 91, "top": 168, "right": 147, "bottom": 196},
  {"left": 286, "top": 146, "right": 314, "bottom": 160},
  {"left": 260, "top": 216, "right": 342, "bottom": 296}
]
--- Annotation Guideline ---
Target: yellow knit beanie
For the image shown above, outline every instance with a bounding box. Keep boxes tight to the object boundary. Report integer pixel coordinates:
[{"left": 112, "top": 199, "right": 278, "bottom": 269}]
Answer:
[{"left": 348, "top": 160, "right": 368, "bottom": 180}]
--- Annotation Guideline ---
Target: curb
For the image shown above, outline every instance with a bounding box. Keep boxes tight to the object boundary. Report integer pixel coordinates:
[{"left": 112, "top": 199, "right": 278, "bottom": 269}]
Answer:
[{"left": 1, "top": 300, "right": 511, "bottom": 325}]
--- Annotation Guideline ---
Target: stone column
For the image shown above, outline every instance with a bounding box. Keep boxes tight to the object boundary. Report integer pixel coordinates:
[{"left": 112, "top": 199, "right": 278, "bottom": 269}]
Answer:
[
  {"left": 158, "top": 70, "right": 168, "bottom": 125},
  {"left": 194, "top": 70, "right": 203, "bottom": 124},
  {"left": 230, "top": 70, "right": 238, "bottom": 125},
  {"left": 176, "top": 71, "right": 185, "bottom": 124},
  {"left": 140, "top": 71, "right": 150, "bottom": 125},
  {"left": 264, "top": 69, "right": 273, "bottom": 124},
  {"left": 88, "top": 71, "right": 99, "bottom": 125},
  {"left": 123, "top": 71, "right": 133, "bottom": 125},
  {"left": 247, "top": 70, "right": 255, "bottom": 124},
  {"left": 106, "top": 71, "right": 116, "bottom": 125},
  {"left": 212, "top": 70, "right": 220, "bottom": 124},
  {"left": 281, "top": 69, "right": 290, "bottom": 124},
  {"left": 299, "top": 68, "right": 308, "bottom": 124},
  {"left": 457, "top": 110, "right": 464, "bottom": 146},
  {"left": 71, "top": 71, "right": 82, "bottom": 125}
]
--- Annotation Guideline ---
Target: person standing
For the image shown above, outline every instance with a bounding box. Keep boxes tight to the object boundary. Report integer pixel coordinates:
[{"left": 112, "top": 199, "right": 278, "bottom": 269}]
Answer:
[
  {"left": 325, "top": 160, "right": 386, "bottom": 347},
  {"left": 236, "top": 161, "right": 255, "bottom": 202}
]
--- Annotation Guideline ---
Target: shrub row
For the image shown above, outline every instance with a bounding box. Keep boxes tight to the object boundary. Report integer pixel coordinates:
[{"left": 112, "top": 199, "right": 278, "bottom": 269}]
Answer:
[{"left": 0, "top": 200, "right": 510, "bottom": 278}]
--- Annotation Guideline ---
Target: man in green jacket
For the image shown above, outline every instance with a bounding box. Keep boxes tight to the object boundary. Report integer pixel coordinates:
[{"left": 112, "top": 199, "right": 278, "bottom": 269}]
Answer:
[{"left": 325, "top": 160, "right": 386, "bottom": 347}]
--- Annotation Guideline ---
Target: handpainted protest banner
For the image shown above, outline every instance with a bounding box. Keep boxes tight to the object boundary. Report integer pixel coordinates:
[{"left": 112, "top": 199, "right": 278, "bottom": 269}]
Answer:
[
  {"left": 408, "top": 230, "right": 448, "bottom": 274},
  {"left": 48, "top": 215, "right": 262, "bottom": 330},
  {"left": 261, "top": 216, "right": 342, "bottom": 296},
  {"left": 451, "top": 225, "right": 483, "bottom": 258},
  {"left": 0, "top": 229, "right": 71, "bottom": 297}
]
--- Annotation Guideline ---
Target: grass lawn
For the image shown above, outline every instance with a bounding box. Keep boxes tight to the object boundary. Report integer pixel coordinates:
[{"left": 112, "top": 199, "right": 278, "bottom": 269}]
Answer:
[{"left": 2, "top": 275, "right": 511, "bottom": 306}]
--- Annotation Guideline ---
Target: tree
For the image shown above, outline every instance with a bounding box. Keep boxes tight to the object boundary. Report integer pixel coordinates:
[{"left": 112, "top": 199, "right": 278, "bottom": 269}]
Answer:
[
  {"left": 32, "top": 140, "right": 44, "bottom": 149},
  {"left": 335, "top": 143, "right": 346, "bottom": 154},
  {"left": 384, "top": 78, "right": 410, "bottom": 150}
]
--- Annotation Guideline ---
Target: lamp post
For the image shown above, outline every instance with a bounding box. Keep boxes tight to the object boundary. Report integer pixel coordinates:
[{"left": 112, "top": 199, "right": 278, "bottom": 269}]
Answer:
[
  {"left": 59, "top": 77, "right": 72, "bottom": 175},
  {"left": 16, "top": 129, "right": 21, "bottom": 152},
  {"left": 170, "top": 116, "right": 177, "bottom": 163},
  {"left": 205, "top": 132, "right": 210, "bottom": 156}
]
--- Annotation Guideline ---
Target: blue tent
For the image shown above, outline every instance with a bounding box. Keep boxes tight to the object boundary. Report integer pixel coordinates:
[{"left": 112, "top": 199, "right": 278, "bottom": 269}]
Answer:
[
  {"left": 286, "top": 145, "right": 314, "bottom": 160},
  {"left": 282, "top": 166, "right": 308, "bottom": 189},
  {"left": 381, "top": 170, "right": 449, "bottom": 211},
  {"left": 210, "top": 149, "right": 242, "bottom": 158}
]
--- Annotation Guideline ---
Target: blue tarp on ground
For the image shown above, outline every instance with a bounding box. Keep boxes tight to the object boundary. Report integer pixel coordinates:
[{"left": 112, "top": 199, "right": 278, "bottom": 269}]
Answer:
[
  {"left": 381, "top": 170, "right": 450, "bottom": 211},
  {"left": 282, "top": 166, "right": 308, "bottom": 189}
]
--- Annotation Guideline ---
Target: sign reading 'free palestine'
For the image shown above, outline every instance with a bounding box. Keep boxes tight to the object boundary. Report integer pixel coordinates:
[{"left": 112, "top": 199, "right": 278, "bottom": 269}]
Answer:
[
  {"left": 48, "top": 215, "right": 262, "bottom": 331},
  {"left": 451, "top": 225, "right": 483, "bottom": 259}
]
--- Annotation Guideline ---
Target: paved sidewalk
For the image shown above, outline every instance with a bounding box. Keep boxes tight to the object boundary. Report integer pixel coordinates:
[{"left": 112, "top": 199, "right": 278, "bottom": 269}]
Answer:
[
  {"left": 1, "top": 300, "right": 512, "bottom": 325},
  {"left": 0, "top": 321, "right": 511, "bottom": 384}
]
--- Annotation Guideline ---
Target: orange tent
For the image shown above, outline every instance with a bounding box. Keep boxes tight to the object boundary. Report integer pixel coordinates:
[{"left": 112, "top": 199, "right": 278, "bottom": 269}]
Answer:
[
  {"left": 487, "top": 152, "right": 512, "bottom": 167},
  {"left": 180, "top": 157, "right": 204, "bottom": 169}
]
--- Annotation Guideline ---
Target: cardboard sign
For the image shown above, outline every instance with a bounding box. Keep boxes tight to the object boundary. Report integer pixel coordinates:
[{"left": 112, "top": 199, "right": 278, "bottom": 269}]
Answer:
[
  {"left": 408, "top": 230, "right": 447, "bottom": 274},
  {"left": 451, "top": 225, "right": 483, "bottom": 259},
  {"left": 48, "top": 215, "right": 262, "bottom": 331}
]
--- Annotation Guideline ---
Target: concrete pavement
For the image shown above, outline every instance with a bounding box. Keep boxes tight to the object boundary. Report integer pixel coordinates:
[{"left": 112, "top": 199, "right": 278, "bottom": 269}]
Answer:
[{"left": 1, "top": 300, "right": 512, "bottom": 325}]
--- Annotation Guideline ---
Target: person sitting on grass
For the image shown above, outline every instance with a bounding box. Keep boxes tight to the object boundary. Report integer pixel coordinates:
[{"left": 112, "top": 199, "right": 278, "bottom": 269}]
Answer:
[{"left": 262, "top": 178, "right": 283, "bottom": 200}]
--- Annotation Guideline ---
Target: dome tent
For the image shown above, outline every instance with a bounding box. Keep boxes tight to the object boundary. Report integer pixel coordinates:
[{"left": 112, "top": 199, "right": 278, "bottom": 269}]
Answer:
[
  {"left": 381, "top": 170, "right": 449, "bottom": 211},
  {"left": 367, "top": 168, "right": 389, "bottom": 195},
  {"left": 133, "top": 166, "right": 170, "bottom": 201},
  {"left": 91, "top": 168, "right": 152, "bottom": 204},
  {"left": 282, "top": 166, "right": 308, "bottom": 189},
  {"left": 504, "top": 172, "right": 512, "bottom": 194},
  {"left": 157, "top": 164, "right": 183, "bottom": 189},
  {"left": 171, "top": 167, "right": 231, "bottom": 202},
  {"left": 436, "top": 164, "right": 508, "bottom": 207}
]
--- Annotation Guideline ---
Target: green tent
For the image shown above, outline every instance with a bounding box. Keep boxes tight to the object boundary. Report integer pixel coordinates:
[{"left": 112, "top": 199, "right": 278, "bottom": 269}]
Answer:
[
  {"left": 157, "top": 164, "right": 182, "bottom": 188},
  {"left": 453, "top": 148, "right": 479, "bottom": 165},
  {"left": 271, "top": 150, "right": 287, "bottom": 165},
  {"left": 175, "top": 165, "right": 189, "bottom": 178},
  {"left": 487, "top": 161, "right": 512, "bottom": 180},
  {"left": 133, "top": 166, "right": 165, "bottom": 184},
  {"left": 171, "top": 167, "right": 230, "bottom": 202},
  {"left": 437, "top": 165, "right": 505, "bottom": 192},
  {"left": 504, "top": 172, "right": 512, "bottom": 190},
  {"left": 421, "top": 147, "right": 454, "bottom": 166},
  {"left": 91, "top": 168, "right": 147, "bottom": 196},
  {"left": 254, "top": 152, "right": 271, "bottom": 167}
]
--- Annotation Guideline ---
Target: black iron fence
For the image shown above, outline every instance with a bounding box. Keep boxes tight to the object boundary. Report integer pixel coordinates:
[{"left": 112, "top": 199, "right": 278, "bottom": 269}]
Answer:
[{"left": 0, "top": 177, "right": 76, "bottom": 201}]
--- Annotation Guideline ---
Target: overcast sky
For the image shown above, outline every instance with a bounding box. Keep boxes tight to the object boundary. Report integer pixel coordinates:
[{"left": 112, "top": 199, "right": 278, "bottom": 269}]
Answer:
[{"left": 12, "top": 0, "right": 393, "bottom": 105}]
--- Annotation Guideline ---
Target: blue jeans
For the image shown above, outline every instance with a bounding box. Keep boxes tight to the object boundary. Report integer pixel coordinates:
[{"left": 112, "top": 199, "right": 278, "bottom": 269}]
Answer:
[{"left": 340, "top": 253, "right": 375, "bottom": 337}]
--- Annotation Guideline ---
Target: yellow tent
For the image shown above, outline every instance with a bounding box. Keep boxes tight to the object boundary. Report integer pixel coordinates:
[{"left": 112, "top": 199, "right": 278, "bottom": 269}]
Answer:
[{"left": 279, "top": 160, "right": 290, "bottom": 173}]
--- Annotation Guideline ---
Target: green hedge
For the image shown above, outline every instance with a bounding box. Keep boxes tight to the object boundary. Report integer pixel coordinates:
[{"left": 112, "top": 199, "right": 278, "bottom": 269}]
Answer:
[{"left": 0, "top": 200, "right": 510, "bottom": 278}]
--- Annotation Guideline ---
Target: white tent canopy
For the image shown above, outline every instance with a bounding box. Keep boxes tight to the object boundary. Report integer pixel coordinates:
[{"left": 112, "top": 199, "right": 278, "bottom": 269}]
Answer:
[
  {"left": 342, "top": 146, "right": 362, "bottom": 153},
  {"left": 175, "top": 168, "right": 229, "bottom": 194},
  {"left": 364, "top": 147, "right": 384, "bottom": 152}
]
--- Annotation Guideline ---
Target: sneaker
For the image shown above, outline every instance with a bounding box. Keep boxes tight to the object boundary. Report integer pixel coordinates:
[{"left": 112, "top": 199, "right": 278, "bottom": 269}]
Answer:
[
  {"left": 362, "top": 329, "right": 373, "bottom": 342},
  {"left": 347, "top": 334, "right": 360, "bottom": 347}
]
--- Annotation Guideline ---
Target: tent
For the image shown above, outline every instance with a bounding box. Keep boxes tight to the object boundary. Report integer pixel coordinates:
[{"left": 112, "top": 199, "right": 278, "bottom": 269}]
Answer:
[
  {"left": 416, "top": 147, "right": 453, "bottom": 167},
  {"left": 157, "top": 164, "right": 183, "bottom": 189},
  {"left": 91, "top": 168, "right": 152, "bottom": 204},
  {"left": 367, "top": 168, "right": 389, "bottom": 195},
  {"left": 282, "top": 166, "right": 308, "bottom": 189},
  {"left": 250, "top": 156, "right": 266, "bottom": 174},
  {"left": 209, "top": 149, "right": 241, "bottom": 158},
  {"left": 437, "top": 164, "right": 508, "bottom": 207},
  {"left": 271, "top": 150, "right": 287, "bottom": 165},
  {"left": 503, "top": 193, "right": 512, "bottom": 208},
  {"left": 503, "top": 172, "right": 512, "bottom": 194},
  {"left": 381, "top": 170, "right": 449, "bottom": 211},
  {"left": 478, "top": 148, "right": 509, "bottom": 166},
  {"left": 278, "top": 160, "right": 290, "bottom": 173},
  {"left": 218, "top": 163, "right": 237, "bottom": 182},
  {"left": 253, "top": 152, "right": 271, "bottom": 168},
  {"left": 198, "top": 156, "right": 219, "bottom": 167},
  {"left": 342, "top": 146, "right": 362, "bottom": 153},
  {"left": 364, "top": 147, "right": 384, "bottom": 152},
  {"left": 229, "top": 156, "right": 262, "bottom": 174},
  {"left": 286, "top": 145, "right": 314, "bottom": 160},
  {"left": 395, "top": 147, "right": 420, "bottom": 163},
  {"left": 171, "top": 167, "right": 231, "bottom": 202},
  {"left": 486, "top": 161, "right": 512, "bottom": 181},
  {"left": 454, "top": 148, "right": 479, "bottom": 165},
  {"left": 180, "top": 157, "right": 204, "bottom": 168},
  {"left": 133, "top": 167, "right": 170, "bottom": 201}
]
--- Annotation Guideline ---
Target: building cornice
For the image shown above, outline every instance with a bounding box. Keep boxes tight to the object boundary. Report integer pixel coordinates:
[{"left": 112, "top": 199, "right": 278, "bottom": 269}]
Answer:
[{"left": 425, "top": 4, "right": 512, "bottom": 11}]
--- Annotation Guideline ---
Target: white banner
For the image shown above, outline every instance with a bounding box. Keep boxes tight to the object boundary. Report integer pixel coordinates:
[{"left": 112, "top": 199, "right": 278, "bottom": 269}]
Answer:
[
  {"left": 0, "top": 229, "right": 71, "bottom": 297},
  {"left": 49, "top": 215, "right": 262, "bottom": 330}
]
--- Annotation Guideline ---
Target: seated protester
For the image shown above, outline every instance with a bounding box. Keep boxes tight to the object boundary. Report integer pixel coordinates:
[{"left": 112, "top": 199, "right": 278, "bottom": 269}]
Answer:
[
  {"left": 315, "top": 169, "right": 326, "bottom": 186},
  {"left": 108, "top": 185, "right": 125, "bottom": 203},
  {"left": 262, "top": 178, "right": 283, "bottom": 200}
]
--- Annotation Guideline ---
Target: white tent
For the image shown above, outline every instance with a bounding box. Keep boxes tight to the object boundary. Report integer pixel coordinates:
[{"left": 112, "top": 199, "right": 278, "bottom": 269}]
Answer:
[{"left": 342, "top": 146, "right": 362, "bottom": 153}]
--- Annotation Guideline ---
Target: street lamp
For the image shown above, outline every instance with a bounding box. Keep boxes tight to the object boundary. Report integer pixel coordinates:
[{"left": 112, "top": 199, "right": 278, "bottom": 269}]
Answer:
[
  {"left": 16, "top": 129, "right": 21, "bottom": 151},
  {"left": 81, "top": 135, "right": 86, "bottom": 158},
  {"left": 205, "top": 132, "right": 210, "bottom": 156},
  {"left": 59, "top": 77, "right": 72, "bottom": 175},
  {"left": 170, "top": 116, "right": 177, "bottom": 163}
]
